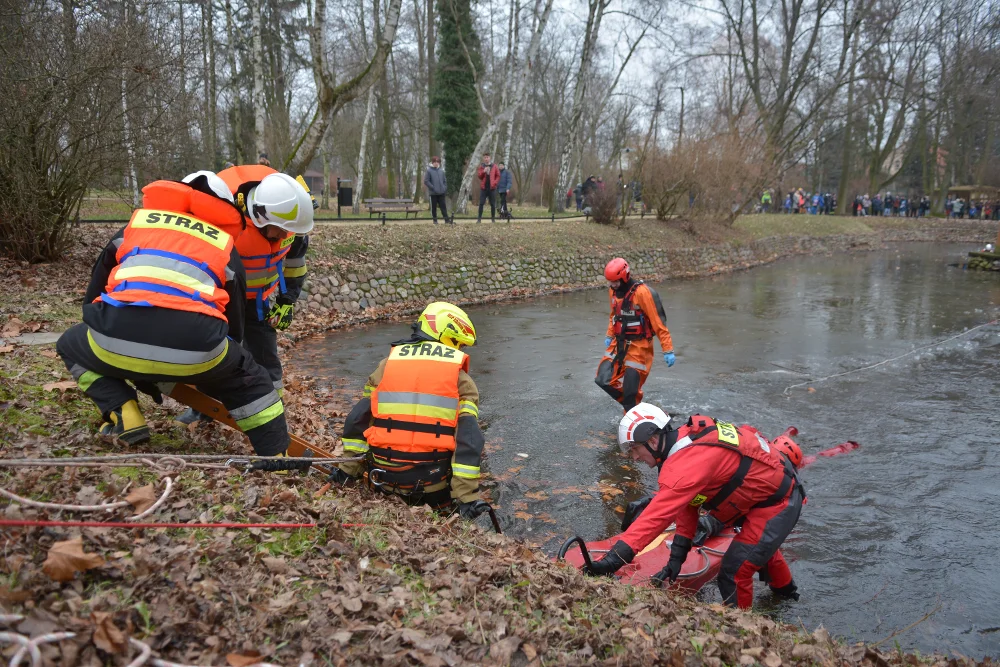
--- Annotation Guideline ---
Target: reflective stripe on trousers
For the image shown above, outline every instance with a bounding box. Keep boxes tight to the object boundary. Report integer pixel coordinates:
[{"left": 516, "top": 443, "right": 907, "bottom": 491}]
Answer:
[
  {"left": 228, "top": 389, "right": 285, "bottom": 431},
  {"left": 87, "top": 329, "right": 228, "bottom": 376}
]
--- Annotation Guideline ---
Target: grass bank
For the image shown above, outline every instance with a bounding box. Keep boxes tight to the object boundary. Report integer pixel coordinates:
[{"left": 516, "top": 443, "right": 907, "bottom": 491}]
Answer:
[
  {"left": 305, "top": 213, "right": 960, "bottom": 272},
  {"left": 1, "top": 216, "right": 993, "bottom": 665}
]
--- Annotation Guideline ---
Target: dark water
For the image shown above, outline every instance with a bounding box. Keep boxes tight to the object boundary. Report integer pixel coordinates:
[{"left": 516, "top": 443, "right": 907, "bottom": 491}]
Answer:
[{"left": 294, "top": 243, "right": 1000, "bottom": 657}]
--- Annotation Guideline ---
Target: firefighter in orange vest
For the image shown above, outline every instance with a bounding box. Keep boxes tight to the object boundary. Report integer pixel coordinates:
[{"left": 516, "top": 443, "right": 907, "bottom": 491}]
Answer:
[
  {"left": 596, "top": 258, "right": 675, "bottom": 411},
  {"left": 176, "top": 165, "right": 313, "bottom": 424},
  {"left": 328, "top": 302, "right": 489, "bottom": 520},
  {"left": 585, "top": 403, "right": 804, "bottom": 609},
  {"left": 55, "top": 172, "right": 291, "bottom": 461}
]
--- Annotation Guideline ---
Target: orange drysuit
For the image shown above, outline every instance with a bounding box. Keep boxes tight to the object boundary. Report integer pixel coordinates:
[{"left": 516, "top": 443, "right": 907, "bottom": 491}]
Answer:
[{"left": 596, "top": 280, "right": 673, "bottom": 411}]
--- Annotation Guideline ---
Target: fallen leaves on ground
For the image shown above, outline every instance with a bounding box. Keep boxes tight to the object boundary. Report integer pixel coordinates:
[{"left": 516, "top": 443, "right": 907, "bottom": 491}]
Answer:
[
  {"left": 42, "top": 380, "right": 77, "bottom": 392},
  {"left": 125, "top": 484, "right": 158, "bottom": 513},
  {"left": 91, "top": 611, "right": 127, "bottom": 654},
  {"left": 42, "top": 537, "right": 105, "bottom": 582}
]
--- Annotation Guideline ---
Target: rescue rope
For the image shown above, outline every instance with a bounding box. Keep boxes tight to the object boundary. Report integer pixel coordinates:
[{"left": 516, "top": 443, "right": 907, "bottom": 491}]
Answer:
[
  {"left": 0, "top": 622, "right": 280, "bottom": 667},
  {"left": 782, "top": 318, "right": 999, "bottom": 394},
  {"left": 0, "top": 519, "right": 317, "bottom": 530},
  {"left": 0, "top": 477, "right": 172, "bottom": 519},
  {"left": 0, "top": 453, "right": 361, "bottom": 466}
]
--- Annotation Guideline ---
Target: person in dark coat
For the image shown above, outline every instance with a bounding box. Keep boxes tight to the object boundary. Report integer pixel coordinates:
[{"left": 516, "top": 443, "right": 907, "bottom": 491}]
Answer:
[{"left": 424, "top": 156, "right": 450, "bottom": 224}]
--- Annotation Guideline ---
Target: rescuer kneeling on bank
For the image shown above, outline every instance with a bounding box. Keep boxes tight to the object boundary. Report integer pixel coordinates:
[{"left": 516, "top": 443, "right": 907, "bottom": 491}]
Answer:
[
  {"left": 56, "top": 172, "right": 290, "bottom": 460},
  {"left": 586, "top": 403, "right": 804, "bottom": 609},
  {"left": 596, "top": 258, "right": 675, "bottom": 412},
  {"left": 329, "top": 302, "right": 489, "bottom": 520}
]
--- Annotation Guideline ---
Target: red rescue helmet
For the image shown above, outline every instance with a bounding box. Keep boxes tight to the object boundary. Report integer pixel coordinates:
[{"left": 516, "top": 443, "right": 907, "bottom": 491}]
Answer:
[
  {"left": 771, "top": 435, "right": 803, "bottom": 468},
  {"left": 604, "top": 257, "right": 630, "bottom": 282}
]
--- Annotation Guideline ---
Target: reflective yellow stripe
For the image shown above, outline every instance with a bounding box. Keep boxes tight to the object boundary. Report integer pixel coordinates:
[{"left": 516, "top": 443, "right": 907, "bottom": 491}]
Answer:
[
  {"left": 342, "top": 438, "right": 369, "bottom": 453},
  {"left": 362, "top": 384, "right": 375, "bottom": 398},
  {"left": 283, "top": 265, "right": 307, "bottom": 278},
  {"left": 451, "top": 463, "right": 480, "bottom": 479},
  {"left": 129, "top": 209, "right": 231, "bottom": 250},
  {"left": 377, "top": 402, "right": 456, "bottom": 421},
  {"left": 114, "top": 266, "right": 216, "bottom": 295},
  {"left": 235, "top": 400, "right": 285, "bottom": 431},
  {"left": 77, "top": 371, "right": 102, "bottom": 392},
  {"left": 246, "top": 272, "right": 278, "bottom": 288},
  {"left": 458, "top": 400, "right": 479, "bottom": 418},
  {"left": 88, "top": 331, "right": 228, "bottom": 376}
]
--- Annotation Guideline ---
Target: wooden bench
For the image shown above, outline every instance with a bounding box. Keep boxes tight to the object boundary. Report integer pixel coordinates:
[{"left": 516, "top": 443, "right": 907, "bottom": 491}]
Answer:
[{"left": 363, "top": 198, "right": 420, "bottom": 219}]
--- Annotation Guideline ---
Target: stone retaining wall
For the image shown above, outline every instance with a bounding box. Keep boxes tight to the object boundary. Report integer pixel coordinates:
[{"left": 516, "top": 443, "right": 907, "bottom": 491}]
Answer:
[{"left": 299, "top": 223, "right": 997, "bottom": 316}]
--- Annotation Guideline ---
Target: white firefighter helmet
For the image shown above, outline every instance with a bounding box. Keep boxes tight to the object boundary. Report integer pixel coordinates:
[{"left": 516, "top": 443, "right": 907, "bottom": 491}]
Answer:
[
  {"left": 182, "top": 171, "right": 235, "bottom": 203},
  {"left": 246, "top": 173, "right": 314, "bottom": 234},
  {"left": 618, "top": 403, "right": 671, "bottom": 454}
]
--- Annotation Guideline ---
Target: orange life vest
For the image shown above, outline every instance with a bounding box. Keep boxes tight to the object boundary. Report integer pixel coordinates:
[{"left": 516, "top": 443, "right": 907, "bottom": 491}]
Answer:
[
  {"left": 218, "top": 164, "right": 294, "bottom": 317},
  {"left": 673, "top": 414, "right": 794, "bottom": 524},
  {"left": 98, "top": 180, "right": 241, "bottom": 321},
  {"left": 611, "top": 281, "right": 654, "bottom": 340},
  {"left": 235, "top": 225, "right": 294, "bottom": 317},
  {"left": 217, "top": 164, "right": 277, "bottom": 205},
  {"left": 365, "top": 341, "right": 468, "bottom": 463}
]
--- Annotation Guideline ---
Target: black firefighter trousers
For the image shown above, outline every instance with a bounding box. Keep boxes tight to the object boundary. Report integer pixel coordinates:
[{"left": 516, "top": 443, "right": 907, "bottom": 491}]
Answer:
[{"left": 56, "top": 323, "right": 289, "bottom": 455}]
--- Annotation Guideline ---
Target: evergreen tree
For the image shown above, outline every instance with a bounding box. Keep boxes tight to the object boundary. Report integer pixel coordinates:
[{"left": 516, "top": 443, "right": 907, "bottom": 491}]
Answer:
[{"left": 430, "top": 0, "right": 481, "bottom": 197}]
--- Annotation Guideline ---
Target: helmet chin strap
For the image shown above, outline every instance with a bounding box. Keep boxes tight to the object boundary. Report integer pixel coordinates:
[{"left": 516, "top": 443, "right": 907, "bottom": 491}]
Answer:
[{"left": 645, "top": 429, "right": 676, "bottom": 468}]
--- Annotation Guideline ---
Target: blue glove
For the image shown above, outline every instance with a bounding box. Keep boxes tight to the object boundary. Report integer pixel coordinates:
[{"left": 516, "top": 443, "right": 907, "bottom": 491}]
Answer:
[
  {"left": 664, "top": 351, "right": 676, "bottom": 367},
  {"left": 605, "top": 336, "right": 613, "bottom": 348}
]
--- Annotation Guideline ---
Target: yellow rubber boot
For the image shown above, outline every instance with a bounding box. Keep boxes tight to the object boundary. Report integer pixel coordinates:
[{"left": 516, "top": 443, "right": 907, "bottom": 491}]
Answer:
[{"left": 99, "top": 400, "right": 150, "bottom": 445}]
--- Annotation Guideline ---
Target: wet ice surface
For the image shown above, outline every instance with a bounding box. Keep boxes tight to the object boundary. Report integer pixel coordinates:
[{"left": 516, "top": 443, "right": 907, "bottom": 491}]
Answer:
[{"left": 295, "top": 243, "right": 1000, "bottom": 656}]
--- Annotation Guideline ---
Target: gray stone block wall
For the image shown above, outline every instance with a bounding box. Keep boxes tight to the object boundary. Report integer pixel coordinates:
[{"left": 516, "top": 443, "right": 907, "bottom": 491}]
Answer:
[{"left": 299, "top": 224, "right": 996, "bottom": 315}]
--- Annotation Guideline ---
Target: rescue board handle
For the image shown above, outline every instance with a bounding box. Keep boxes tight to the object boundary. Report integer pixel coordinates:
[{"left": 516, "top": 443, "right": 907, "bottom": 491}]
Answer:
[{"left": 557, "top": 535, "right": 594, "bottom": 570}]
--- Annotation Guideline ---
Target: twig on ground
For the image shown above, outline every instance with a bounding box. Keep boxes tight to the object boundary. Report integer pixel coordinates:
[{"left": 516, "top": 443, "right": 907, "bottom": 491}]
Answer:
[{"left": 870, "top": 603, "right": 942, "bottom": 648}]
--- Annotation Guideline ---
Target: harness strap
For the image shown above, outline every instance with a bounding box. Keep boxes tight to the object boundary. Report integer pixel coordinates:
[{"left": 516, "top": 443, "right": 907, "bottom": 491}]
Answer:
[
  {"left": 702, "top": 456, "right": 753, "bottom": 511},
  {"left": 371, "top": 417, "right": 456, "bottom": 439},
  {"left": 368, "top": 444, "right": 453, "bottom": 463},
  {"left": 111, "top": 281, "right": 221, "bottom": 310},
  {"left": 754, "top": 472, "right": 793, "bottom": 509}
]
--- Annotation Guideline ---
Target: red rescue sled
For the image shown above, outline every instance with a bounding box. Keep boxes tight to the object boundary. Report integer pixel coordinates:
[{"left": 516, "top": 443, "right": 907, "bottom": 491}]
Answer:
[
  {"left": 558, "top": 527, "right": 736, "bottom": 592},
  {"left": 558, "top": 439, "right": 859, "bottom": 591}
]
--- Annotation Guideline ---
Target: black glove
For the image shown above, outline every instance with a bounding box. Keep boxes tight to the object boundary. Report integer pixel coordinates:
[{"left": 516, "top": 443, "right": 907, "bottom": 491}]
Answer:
[
  {"left": 651, "top": 535, "right": 692, "bottom": 588},
  {"left": 769, "top": 581, "right": 800, "bottom": 601},
  {"left": 326, "top": 467, "right": 358, "bottom": 486},
  {"left": 693, "top": 514, "right": 724, "bottom": 546},
  {"left": 620, "top": 495, "right": 653, "bottom": 531},
  {"left": 457, "top": 499, "right": 490, "bottom": 521},
  {"left": 584, "top": 540, "right": 635, "bottom": 577},
  {"left": 133, "top": 381, "right": 163, "bottom": 405}
]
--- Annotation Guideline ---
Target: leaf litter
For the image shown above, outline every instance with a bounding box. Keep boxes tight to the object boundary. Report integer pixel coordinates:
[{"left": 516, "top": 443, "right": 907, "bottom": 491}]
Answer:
[{"left": 1, "top": 227, "right": 993, "bottom": 666}]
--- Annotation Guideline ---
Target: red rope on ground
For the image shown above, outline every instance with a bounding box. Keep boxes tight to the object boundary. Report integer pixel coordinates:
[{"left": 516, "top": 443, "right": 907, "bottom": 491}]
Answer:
[{"left": 0, "top": 519, "right": 317, "bottom": 530}]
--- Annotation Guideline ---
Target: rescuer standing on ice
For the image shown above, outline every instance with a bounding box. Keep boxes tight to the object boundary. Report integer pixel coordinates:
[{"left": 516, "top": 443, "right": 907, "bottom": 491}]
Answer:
[{"left": 596, "top": 258, "right": 675, "bottom": 411}]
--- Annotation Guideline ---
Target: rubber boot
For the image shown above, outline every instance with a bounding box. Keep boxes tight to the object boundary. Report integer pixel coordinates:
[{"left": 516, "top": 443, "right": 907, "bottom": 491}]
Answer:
[
  {"left": 175, "top": 408, "right": 211, "bottom": 425},
  {"left": 99, "top": 400, "right": 150, "bottom": 445},
  {"left": 769, "top": 581, "right": 800, "bottom": 601}
]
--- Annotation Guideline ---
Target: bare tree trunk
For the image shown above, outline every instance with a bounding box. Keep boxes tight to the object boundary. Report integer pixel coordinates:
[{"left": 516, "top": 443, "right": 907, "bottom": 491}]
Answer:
[
  {"left": 224, "top": 0, "right": 243, "bottom": 163},
  {"left": 836, "top": 46, "right": 857, "bottom": 213},
  {"left": 353, "top": 86, "right": 378, "bottom": 213},
  {"left": 252, "top": 0, "right": 266, "bottom": 159},
  {"left": 201, "top": 0, "right": 218, "bottom": 167},
  {"left": 121, "top": 3, "right": 139, "bottom": 207},
  {"left": 454, "top": 0, "right": 554, "bottom": 212},
  {"left": 427, "top": 0, "right": 437, "bottom": 158},
  {"left": 321, "top": 137, "right": 330, "bottom": 210},
  {"left": 288, "top": 0, "right": 403, "bottom": 174},
  {"left": 552, "top": 0, "right": 607, "bottom": 212},
  {"left": 413, "top": 0, "right": 426, "bottom": 202}
]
